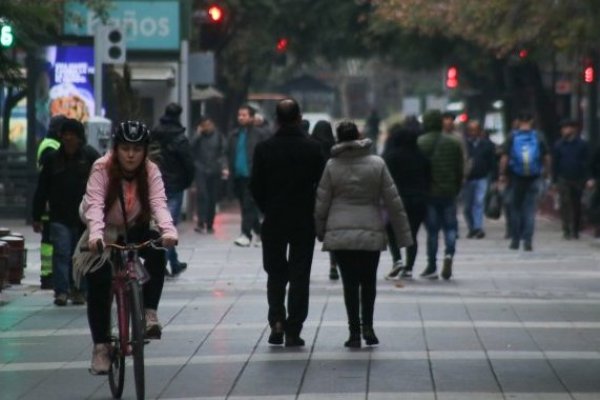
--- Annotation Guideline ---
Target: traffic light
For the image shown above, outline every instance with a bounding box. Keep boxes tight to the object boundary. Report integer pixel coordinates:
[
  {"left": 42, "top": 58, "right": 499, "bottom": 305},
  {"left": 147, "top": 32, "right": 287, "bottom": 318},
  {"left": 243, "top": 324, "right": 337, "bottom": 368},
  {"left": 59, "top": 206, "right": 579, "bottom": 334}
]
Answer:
[
  {"left": 101, "top": 26, "right": 126, "bottom": 64},
  {"left": 276, "top": 38, "right": 289, "bottom": 53},
  {"left": 585, "top": 64, "right": 595, "bottom": 84},
  {"left": 446, "top": 66, "right": 458, "bottom": 89},
  {"left": 0, "top": 20, "right": 14, "bottom": 48},
  {"left": 274, "top": 37, "right": 289, "bottom": 66},
  {"left": 199, "top": 4, "right": 226, "bottom": 51}
]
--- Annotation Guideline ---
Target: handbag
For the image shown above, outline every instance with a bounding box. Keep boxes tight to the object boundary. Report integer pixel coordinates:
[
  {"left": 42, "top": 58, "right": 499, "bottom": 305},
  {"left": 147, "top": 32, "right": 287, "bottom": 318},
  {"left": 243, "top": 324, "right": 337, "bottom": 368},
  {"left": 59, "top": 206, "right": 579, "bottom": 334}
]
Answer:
[{"left": 485, "top": 186, "right": 503, "bottom": 220}]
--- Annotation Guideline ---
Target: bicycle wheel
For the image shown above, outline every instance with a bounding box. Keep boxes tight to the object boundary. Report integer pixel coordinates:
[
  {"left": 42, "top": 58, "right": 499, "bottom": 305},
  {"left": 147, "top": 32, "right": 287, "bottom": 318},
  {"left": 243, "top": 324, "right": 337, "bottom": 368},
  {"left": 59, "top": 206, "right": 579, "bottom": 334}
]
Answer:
[
  {"left": 129, "top": 280, "right": 145, "bottom": 400},
  {"left": 109, "top": 291, "right": 125, "bottom": 399}
]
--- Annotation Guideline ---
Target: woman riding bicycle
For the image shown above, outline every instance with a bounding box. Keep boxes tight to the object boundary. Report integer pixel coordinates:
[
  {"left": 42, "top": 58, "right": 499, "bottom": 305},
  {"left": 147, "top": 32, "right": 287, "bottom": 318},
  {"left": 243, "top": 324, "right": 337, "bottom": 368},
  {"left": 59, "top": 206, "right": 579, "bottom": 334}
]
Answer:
[{"left": 74, "top": 120, "right": 178, "bottom": 375}]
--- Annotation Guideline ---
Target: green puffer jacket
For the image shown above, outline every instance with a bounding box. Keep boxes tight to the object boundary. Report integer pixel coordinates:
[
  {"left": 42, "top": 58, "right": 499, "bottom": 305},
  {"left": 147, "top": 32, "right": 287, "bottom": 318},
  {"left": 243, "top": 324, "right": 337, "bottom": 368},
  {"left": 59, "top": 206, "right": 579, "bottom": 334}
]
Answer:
[
  {"left": 417, "top": 131, "right": 464, "bottom": 198},
  {"left": 314, "top": 139, "right": 413, "bottom": 251}
]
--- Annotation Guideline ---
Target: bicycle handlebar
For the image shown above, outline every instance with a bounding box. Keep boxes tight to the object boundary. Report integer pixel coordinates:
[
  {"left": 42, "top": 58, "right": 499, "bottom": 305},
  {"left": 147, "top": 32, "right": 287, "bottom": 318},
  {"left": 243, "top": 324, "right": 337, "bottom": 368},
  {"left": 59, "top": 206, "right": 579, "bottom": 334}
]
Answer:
[{"left": 80, "top": 238, "right": 167, "bottom": 252}]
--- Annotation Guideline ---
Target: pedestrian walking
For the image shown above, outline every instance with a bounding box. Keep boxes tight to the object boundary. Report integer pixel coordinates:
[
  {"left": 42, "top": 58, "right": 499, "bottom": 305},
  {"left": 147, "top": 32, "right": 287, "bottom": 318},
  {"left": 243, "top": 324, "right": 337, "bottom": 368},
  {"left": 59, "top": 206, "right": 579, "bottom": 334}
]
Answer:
[
  {"left": 250, "top": 99, "right": 326, "bottom": 347},
  {"left": 463, "top": 120, "right": 496, "bottom": 239},
  {"left": 383, "top": 123, "right": 431, "bottom": 280},
  {"left": 150, "top": 103, "right": 194, "bottom": 276},
  {"left": 417, "top": 110, "right": 464, "bottom": 280},
  {"left": 315, "top": 121, "right": 412, "bottom": 348},
  {"left": 442, "top": 111, "right": 468, "bottom": 174},
  {"left": 311, "top": 120, "right": 339, "bottom": 280},
  {"left": 74, "top": 121, "right": 178, "bottom": 374},
  {"left": 36, "top": 114, "right": 68, "bottom": 289},
  {"left": 228, "top": 104, "right": 267, "bottom": 247},
  {"left": 191, "top": 116, "right": 227, "bottom": 234},
  {"left": 32, "top": 118, "right": 100, "bottom": 306},
  {"left": 499, "top": 112, "right": 551, "bottom": 251},
  {"left": 552, "top": 118, "right": 589, "bottom": 239}
]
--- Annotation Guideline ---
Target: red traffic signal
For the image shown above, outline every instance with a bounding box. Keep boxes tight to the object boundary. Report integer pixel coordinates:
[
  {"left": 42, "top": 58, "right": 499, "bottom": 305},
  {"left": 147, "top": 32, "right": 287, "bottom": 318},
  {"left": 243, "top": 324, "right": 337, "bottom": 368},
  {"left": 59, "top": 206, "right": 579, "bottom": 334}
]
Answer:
[
  {"left": 207, "top": 5, "right": 223, "bottom": 22},
  {"left": 446, "top": 66, "right": 458, "bottom": 89},
  {"left": 276, "top": 38, "right": 289, "bottom": 53},
  {"left": 585, "top": 66, "right": 595, "bottom": 84}
]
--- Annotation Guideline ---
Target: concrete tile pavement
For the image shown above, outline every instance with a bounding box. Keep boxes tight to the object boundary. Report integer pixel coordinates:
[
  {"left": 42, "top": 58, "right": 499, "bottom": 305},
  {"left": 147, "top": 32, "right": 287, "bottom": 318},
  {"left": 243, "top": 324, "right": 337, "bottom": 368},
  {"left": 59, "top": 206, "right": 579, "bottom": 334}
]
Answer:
[{"left": 0, "top": 211, "right": 600, "bottom": 399}]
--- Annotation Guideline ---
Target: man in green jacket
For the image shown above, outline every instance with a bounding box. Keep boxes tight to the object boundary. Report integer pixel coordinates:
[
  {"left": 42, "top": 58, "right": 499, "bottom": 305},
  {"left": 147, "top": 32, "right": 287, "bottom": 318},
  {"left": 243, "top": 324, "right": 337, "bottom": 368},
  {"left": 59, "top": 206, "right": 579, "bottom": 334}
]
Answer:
[{"left": 417, "top": 110, "right": 464, "bottom": 280}]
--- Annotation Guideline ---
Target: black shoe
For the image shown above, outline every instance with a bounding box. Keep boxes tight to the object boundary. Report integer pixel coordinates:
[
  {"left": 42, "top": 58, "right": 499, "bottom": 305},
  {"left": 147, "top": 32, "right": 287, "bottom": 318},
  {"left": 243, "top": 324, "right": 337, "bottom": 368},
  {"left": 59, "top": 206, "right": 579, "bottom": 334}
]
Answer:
[
  {"left": 344, "top": 333, "right": 361, "bottom": 348},
  {"left": 194, "top": 225, "right": 205, "bottom": 234},
  {"left": 171, "top": 262, "right": 188, "bottom": 276},
  {"left": 268, "top": 322, "right": 284, "bottom": 345},
  {"left": 329, "top": 266, "right": 339, "bottom": 280},
  {"left": 40, "top": 276, "right": 53, "bottom": 290},
  {"left": 523, "top": 242, "right": 533, "bottom": 251},
  {"left": 474, "top": 230, "right": 485, "bottom": 239},
  {"left": 509, "top": 240, "right": 519, "bottom": 250},
  {"left": 441, "top": 255, "right": 453, "bottom": 280},
  {"left": 362, "top": 327, "right": 379, "bottom": 346},
  {"left": 284, "top": 335, "right": 305, "bottom": 347},
  {"left": 467, "top": 230, "right": 476, "bottom": 239},
  {"left": 420, "top": 267, "right": 438, "bottom": 280},
  {"left": 207, "top": 227, "right": 215, "bottom": 234}
]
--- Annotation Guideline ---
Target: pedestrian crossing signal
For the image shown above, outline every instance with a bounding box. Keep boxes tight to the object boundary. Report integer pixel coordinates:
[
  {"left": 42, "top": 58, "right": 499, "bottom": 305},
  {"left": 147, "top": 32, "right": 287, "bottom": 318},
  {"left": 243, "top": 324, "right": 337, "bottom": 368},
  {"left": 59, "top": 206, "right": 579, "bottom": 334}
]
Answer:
[{"left": 446, "top": 66, "right": 458, "bottom": 89}]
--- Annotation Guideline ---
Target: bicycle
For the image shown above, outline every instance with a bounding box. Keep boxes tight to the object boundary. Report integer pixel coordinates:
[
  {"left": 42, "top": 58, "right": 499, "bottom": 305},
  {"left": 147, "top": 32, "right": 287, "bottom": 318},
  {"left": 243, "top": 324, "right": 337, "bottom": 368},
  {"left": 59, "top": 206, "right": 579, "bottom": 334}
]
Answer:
[{"left": 84, "top": 238, "right": 163, "bottom": 400}]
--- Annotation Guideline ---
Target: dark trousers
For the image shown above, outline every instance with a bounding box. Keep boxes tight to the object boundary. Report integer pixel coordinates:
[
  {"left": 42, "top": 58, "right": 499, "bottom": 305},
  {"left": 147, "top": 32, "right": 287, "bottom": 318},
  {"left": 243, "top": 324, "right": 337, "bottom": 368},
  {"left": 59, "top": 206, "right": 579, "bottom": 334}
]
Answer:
[
  {"left": 558, "top": 178, "right": 584, "bottom": 238},
  {"left": 334, "top": 250, "right": 380, "bottom": 333},
  {"left": 262, "top": 227, "right": 315, "bottom": 335},
  {"left": 234, "top": 177, "right": 261, "bottom": 239},
  {"left": 387, "top": 197, "right": 427, "bottom": 269},
  {"left": 509, "top": 177, "right": 540, "bottom": 244},
  {"left": 86, "top": 227, "right": 166, "bottom": 344},
  {"left": 196, "top": 172, "right": 220, "bottom": 229}
]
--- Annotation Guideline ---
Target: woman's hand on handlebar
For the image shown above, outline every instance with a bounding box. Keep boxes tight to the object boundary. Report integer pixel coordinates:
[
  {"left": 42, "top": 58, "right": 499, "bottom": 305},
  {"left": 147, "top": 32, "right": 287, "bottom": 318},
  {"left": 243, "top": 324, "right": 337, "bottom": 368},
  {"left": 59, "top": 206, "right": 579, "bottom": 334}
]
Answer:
[
  {"left": 88, "top": 238, "right": 104, "bottom": 253},
  {"left": 161, "top": 236, "right": 177, "bottom": 248}
]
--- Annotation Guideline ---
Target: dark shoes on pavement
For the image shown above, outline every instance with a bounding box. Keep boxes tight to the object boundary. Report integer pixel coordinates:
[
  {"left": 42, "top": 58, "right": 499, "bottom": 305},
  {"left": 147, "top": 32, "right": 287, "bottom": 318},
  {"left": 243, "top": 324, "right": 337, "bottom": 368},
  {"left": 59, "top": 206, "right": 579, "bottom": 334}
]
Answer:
[
  {"left": 362, "top": 327, "right": 379, "bottom": 346},
  {"left": 344, "top": 333, "right": 361, "bottom": 348},
  {"left": 420, "top": 267, "right": 438, "bottom": 280},
  {"left": 441, "top": 255, "right": 453, "bottom": 280},
  {"left": 468, "top": 229, "right": 486, "bottom": 239},
  {"left": 329, "top": 265, "right": 339, "bottom": 280},
  {"left": 284, "top": 334, "right": 305, "bottom": 347},
  {"left": 169, "top": 262, "right": 188, "bottom": 277},
  {"left": 70, "top": 290, "right": 86, "bottom": 305},
  {"left": 509, "top": 240, "right": 532, "bottom": 251},
  {"left": 268, "top": 322, "right": 284, "bottom": 345},
  {"left": 54, "top": 293, "right": 68, "bottom": 306}
]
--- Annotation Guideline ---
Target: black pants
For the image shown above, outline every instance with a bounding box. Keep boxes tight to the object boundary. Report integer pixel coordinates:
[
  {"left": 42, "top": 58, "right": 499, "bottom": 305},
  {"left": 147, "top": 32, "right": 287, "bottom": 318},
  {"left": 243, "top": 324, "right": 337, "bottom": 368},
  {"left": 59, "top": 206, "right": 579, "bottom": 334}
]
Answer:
[
  {"left": 262, "top": 226, "right": 315, "bottom": 336},
  {"left": 234, "top": 177, "right": 261, "bottom": 239},
  {"left": 334, "top": 250, "right": 380, "bottom": 333},
  {"left": 386, "top": 196, "right": 426, "bottom": 270},
  {"left": 558, "top": 178, "right": 584, "bottom": 237},
  {"left": 196, "top": 172, "right": 220, "bottom": 229},
  {"left": 86, "top": 227, "right": 167, "bottom": 344}
]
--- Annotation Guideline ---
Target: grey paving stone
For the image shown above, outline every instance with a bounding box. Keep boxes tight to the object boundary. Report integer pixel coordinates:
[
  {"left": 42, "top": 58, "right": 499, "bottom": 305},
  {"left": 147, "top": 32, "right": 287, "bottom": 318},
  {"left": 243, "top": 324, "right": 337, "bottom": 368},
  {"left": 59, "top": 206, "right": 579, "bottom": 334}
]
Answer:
[
  {"left": 431, "top": 359, "right": 501, "bottom": 392},
  {"left": 491, "top": 359, "right": 569, "bottom": 393},
  {"left": 368, "top": 359, "right": 433, "bottom": 392}
]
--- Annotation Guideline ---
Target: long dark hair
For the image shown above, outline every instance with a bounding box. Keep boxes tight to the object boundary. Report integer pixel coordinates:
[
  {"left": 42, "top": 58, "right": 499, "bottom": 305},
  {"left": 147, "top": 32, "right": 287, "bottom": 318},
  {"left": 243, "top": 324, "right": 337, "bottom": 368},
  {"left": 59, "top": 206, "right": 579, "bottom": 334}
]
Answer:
[
  {"left": 312, "top": 120, "right": 335, "bottom": 157},
  {"left": 104, "top": 150, "right": 152, "bottom": 226}
]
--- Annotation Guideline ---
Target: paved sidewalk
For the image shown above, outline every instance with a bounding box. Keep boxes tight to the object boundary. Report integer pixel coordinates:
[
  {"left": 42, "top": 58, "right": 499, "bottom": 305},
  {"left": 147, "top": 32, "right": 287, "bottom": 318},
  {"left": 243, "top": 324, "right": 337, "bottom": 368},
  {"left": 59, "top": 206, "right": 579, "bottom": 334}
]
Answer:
[{"left": 1, "top": 212, "right": 600, "bottom": 399}]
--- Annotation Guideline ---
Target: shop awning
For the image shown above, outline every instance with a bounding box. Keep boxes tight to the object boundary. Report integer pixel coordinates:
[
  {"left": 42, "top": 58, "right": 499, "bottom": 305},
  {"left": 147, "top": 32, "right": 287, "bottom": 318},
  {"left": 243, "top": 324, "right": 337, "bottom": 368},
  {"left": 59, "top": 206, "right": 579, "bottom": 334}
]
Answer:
[
  {"left": 114, "top": 65, "right": 176, "bottom": 82},
  {"left": 191, "top": 86, "right": 224, "bottom": 101}
]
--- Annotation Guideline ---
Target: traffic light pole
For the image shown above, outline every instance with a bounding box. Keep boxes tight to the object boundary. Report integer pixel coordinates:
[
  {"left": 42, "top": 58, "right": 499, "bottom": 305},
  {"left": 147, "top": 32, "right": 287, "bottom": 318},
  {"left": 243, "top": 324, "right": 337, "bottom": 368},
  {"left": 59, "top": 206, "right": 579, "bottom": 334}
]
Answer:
[{"left": 94, "top": 25, "right": 103, "bottom": 117}]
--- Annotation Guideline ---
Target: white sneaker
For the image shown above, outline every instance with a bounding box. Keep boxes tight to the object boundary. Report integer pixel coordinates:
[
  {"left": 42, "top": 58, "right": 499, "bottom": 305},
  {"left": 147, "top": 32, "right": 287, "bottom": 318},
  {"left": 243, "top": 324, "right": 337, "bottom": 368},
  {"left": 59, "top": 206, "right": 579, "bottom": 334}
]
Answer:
[
  {"left": 234, "top": 235, "right": 251, "bottom": 247},
  {"left": 145, "top": 308, "right": 162, "bottom": 339},
  {"left": 90, "top": 343, "right": 111, "bottom": 375}
]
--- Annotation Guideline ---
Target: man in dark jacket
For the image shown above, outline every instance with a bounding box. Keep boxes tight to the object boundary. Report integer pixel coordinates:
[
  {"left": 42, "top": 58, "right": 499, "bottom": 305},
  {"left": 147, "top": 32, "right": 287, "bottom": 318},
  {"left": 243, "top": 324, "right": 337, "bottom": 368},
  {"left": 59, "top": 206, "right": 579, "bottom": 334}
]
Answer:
[
  {"left": 228, "top": 104, "right": 267, "bottom": 247},
  {"left": 417, "top": 110, "right": 464, "bottom": 280},
  {"left": 191, "top": 116, "right": 227, "bottom": 234},
  {"left": 151, "top": 103, "right": 195, "bottom": 275},
  {"left": 553, "top": 118, "right": 589, "bottom": 239},
  {"left": 32, "top": 118, "right": 100, "bottom": 306},
  {"left": 463, "top": 120, "right": 496, "bottom": 239},
  {"left": 250, "top": 99, "right": 326, "bottom": 347},
  {"left": 36, "top": 115, "right": 68, "bottom": 289}
]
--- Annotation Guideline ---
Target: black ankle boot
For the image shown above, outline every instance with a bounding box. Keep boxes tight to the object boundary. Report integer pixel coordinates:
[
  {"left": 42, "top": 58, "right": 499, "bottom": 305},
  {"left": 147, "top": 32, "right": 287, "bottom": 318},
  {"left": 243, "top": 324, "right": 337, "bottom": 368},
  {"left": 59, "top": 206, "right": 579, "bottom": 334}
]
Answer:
[
  {"left": 362, "top": 327, "right": 379, "bottom": 346},
  {"left": 344, "top": 332, "right": 361, "bottom": 348}
]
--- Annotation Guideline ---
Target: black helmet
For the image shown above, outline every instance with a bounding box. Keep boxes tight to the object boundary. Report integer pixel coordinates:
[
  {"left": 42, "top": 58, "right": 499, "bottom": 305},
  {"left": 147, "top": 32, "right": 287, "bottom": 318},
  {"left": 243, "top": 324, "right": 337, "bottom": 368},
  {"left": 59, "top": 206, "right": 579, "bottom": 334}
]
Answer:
[{"left": 113, "top": 120, "right": 150, "bottom": 145}]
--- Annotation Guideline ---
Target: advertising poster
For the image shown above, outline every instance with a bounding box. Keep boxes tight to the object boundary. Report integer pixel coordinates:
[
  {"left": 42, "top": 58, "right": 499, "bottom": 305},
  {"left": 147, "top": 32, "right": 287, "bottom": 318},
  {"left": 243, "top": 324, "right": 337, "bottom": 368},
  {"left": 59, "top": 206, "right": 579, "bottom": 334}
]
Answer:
[{"left": 35, "top": 45, "right": 94, "bottom": 140}]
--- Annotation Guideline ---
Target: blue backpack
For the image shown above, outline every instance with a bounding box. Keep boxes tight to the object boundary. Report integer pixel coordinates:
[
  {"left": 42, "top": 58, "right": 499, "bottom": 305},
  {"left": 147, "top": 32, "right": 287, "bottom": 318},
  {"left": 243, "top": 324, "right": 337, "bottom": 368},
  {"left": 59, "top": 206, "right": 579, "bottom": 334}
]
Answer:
[{"left": 509, "top": 130, "right": 542, "bottom": 177}]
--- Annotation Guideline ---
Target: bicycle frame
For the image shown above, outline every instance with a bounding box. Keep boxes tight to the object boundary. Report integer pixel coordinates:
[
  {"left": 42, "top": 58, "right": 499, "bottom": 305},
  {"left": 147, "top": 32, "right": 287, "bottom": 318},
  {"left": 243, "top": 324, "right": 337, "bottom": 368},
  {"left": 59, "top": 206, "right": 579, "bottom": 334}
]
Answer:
[{"left": 111, "top": 247, "right": 141, "bottom": 357}]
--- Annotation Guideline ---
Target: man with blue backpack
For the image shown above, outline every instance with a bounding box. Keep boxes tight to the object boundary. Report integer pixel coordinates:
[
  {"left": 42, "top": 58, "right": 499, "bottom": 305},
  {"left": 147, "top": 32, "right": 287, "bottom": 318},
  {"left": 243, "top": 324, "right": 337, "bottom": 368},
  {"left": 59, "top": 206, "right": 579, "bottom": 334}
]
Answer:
[{"left": 498, "top": 112, "right": 551, "bottom": 251}]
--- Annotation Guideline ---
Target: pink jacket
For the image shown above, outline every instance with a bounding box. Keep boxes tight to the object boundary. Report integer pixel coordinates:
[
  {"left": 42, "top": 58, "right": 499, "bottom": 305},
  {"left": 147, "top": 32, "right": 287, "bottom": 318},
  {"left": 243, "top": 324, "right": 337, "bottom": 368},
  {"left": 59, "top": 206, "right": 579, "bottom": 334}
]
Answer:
[{"left": 81, "top": 152, "right": 178, "bottom": 243}]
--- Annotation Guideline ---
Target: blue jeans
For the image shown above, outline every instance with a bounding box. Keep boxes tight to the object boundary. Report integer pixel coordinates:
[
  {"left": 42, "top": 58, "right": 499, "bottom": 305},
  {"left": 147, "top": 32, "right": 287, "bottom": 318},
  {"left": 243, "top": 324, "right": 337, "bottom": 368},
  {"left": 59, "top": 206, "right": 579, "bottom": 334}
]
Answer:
[
  {"left": 50, "top": 222, "right": 85, "bottom": 296},
  {"left": 425, "top": 197, "right": 458, "bottom": 268},
  {"left": 463, "top": 178, "right": 489, "bottom": 232},
  {"left": 166, "top": 191, "right": 183, "bottom": 269},
  {"left": 509, "top": 177, "right": 540, "bottom": 244}
]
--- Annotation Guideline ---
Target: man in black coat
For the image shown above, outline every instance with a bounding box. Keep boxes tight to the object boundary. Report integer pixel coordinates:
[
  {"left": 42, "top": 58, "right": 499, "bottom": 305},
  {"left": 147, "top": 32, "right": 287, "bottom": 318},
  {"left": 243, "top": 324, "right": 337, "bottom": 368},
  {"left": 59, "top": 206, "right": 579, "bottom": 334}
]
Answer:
[
  {"left": 151, "top": 103, "right": 195, "bottom": 276},
  {"left": 250, "top": 99, "right": 326, "bottom": 347},
  {"left": 32, "top": 118, "right": 100, "bottom": 306}
]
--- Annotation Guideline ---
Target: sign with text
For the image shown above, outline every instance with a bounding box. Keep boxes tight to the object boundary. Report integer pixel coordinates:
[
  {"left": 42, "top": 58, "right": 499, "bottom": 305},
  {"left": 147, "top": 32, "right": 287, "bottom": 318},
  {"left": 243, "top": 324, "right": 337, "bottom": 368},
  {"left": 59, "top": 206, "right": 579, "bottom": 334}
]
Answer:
[{"left": 64, "top": 1, "right": 180, "bottom": 50}]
